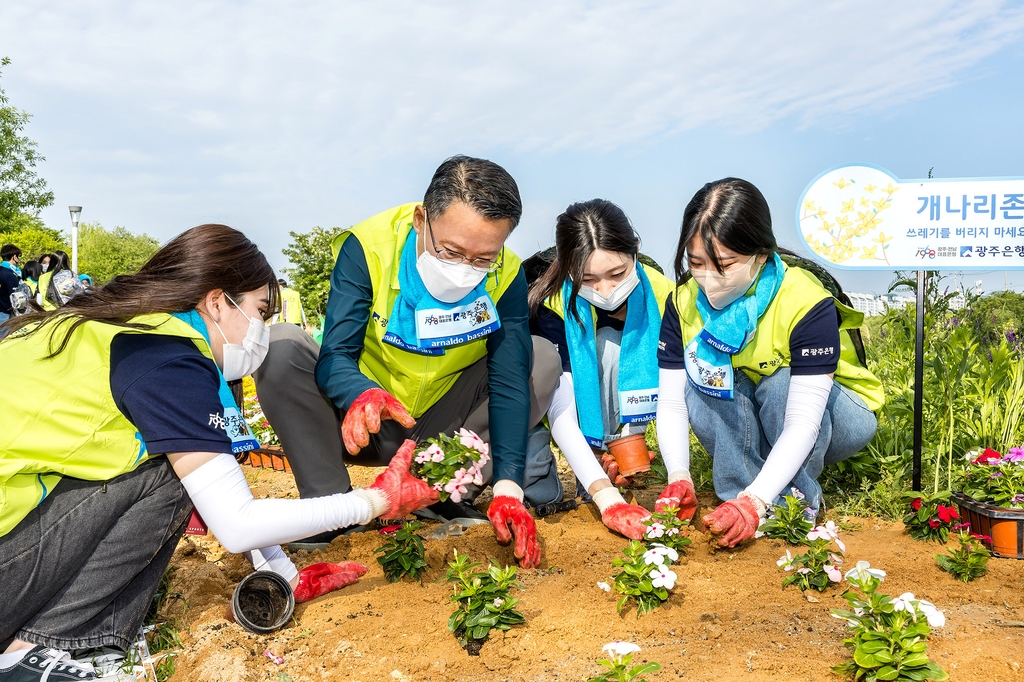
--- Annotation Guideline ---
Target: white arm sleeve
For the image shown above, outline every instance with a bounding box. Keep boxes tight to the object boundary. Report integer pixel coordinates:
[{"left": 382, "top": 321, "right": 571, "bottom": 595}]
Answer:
[
  {"left": 243, "top": 546, "right": 298, "bottom": 582},
  {"left": 745, "top": 373, "right": 833, "bottom": 505},
  {"left": 548, "top": 373, "right": 609, "bottom": 492},
  {"left": 180, "top": 453, "right": 375, "bottom": 554},
  {"left": 656, "top": 368, "right": 692, "bottom": 483}
]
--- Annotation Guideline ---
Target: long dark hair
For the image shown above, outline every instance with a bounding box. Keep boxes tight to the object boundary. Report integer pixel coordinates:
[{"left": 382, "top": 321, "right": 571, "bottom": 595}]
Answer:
[
  {"left": 3, "top": 224, "right": 280, "bottom": 356},
  {"left": 22, "top": 260, "right": 42, "bottom": 282},
  {"left": 49, "top": 250, "right": 71, "bottom": 274},
  {"left": 528, "top": 199, "right": 639, "bottom": 326},
  {"left": 672, "top": 178, "right": 777, "bottom": 283}
]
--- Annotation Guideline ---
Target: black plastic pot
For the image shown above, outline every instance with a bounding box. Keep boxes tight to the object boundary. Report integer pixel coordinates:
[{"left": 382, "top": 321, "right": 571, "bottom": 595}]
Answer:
[{"left": 231, "top": 571, "right": 295, "bottom": 634}]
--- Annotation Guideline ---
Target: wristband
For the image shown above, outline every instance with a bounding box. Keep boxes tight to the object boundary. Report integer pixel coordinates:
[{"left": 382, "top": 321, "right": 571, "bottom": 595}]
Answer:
[
  {"left": 592, "top": 486, "right": 626, "bottom": 514},
  {"left": 492, "top": 479, "right": 524, "bottom": 502}
]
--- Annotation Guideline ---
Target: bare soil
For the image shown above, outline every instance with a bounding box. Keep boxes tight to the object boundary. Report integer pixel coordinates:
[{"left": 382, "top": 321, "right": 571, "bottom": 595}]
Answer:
[{"left": 162, "top": 465, "right": 1024, "bottom": 682}]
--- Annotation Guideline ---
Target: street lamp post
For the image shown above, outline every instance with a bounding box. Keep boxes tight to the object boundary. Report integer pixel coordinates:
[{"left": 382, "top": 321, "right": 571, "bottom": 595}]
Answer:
[{"left": 68, "top": 206, "right": 82, "bottom": 273}]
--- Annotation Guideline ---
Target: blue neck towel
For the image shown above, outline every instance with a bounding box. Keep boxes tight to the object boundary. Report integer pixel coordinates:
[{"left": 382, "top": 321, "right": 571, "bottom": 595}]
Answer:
[
  {"left": 562, "top": 265, "right": 662, "bottom": 448},
  {"left": 384, "top": 231, "right": 501, "bottom": 356},
  {"left": 685, "top": 253, "right": 785, "bottom": 399}
]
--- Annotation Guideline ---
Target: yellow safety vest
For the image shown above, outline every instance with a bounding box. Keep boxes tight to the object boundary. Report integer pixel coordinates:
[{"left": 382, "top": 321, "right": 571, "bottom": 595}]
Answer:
[
  {"left": 0, "top": 314, "right": 214, "bottom": 536},
  {"left": 674, "top": 264, "right": 884, "bottom": 411},
  {"left": 277, "top": 288, "right": 305, "bottom": 325},
  {"left": 331, "top": 203, "right": 522, "bottom": 418},
  {"left": 36, "top": 270, "right": 56, "bottom": 310}
]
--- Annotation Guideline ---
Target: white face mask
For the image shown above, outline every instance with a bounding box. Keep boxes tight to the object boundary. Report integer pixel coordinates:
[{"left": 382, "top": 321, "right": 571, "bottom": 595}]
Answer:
[
  {"left": 691, "top": 254, "right": 762, "bottom": 310},
  {"left": 41, "top": 263, "right": 49, "bottom": 272},
  {"left": 211, "top": 294, "right": 270, "bottom": 381},
  {"left": 415, "top": 231, "right": 488, "bottom": 304},
  {"left": 578, "top": 260, "right": 639, "bottom": 311}
]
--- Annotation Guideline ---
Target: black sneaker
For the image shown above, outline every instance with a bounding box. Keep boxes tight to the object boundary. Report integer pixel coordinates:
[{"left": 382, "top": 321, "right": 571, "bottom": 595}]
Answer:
[
  {"left": 284, "top": 524, "right": 368, "bottom": 552},
  {"left": 1, "top": 646, "right": 97, "bottom": 681},
  {"left": 413, "top": 498, "right": 490, "bottom": 526}
]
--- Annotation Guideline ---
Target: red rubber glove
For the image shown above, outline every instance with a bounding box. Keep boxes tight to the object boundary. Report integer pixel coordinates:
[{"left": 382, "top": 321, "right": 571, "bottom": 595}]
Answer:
[
  {"left": 293, "top": 562, "right": 368, "bottom": 603},
  {"left": 342, "top": 388, "right": 416, "bottom": 454},
  {"left": 702, "top": 496, "right": 761, "bottom": 547},
  {"left": 365, "top": 439, "right": 439, "bottom": 519},
  {"left": 601, "top": 503, "right": 652, "bottom": 540},
  {"left": 655, "top": 479, "right": 698, "bottom": 522},
  {"left": 487, "top": 496, "right": 541, "bottom": 568},
  {"left": 600, "top": 449, "right": 657, "bottom": 486}
]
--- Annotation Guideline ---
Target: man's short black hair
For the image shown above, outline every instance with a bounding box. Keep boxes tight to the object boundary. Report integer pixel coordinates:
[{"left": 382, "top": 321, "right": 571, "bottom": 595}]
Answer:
[
  {"left": 277, "top": 278, "right": 287, "bottom": 287},
  {"left": 423, "top": 155, "right": 522, "bottom": 230},
  {"left": 1, "top": 244, "right": 22, "bottom": 261}
]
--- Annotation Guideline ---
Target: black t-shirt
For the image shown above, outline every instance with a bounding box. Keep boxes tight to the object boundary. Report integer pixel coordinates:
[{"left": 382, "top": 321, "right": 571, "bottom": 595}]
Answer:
[
  {"left": 109, "top": 334, "right": 233, "bottom": 455},
  {"left": 531, "top": 305, "right": 627, "bottom": 373},
  {"left": 657, "top": 294, "right": 841, "bottom": 375}
]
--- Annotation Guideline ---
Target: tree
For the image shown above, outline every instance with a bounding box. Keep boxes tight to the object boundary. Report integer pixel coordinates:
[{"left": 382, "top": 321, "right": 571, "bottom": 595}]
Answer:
[
  {"left": 0, "top": 57, "right": 53, "bottom": 221},
  {"left": 78, "top": 222, "right": 160, "bottom": 285},
  {"left": 281, "top": 226, "right": 344, "bottom": 321},
  {"left": 0, "top": 212, "right": 67, "bottom": 259}
]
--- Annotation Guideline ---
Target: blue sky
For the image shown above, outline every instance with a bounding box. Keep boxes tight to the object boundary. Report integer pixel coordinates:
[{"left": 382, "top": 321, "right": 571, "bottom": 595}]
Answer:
[{"left": 2, "top": 0, "right": 1024, "bottom": 294}]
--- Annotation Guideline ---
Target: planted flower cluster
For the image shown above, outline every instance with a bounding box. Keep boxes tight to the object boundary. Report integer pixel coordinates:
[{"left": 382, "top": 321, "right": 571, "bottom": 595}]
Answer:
[
  {"left": 831, "top": 562, "right": 948, "bottom": 681},
  {"left": 373, "top": 521, "right": 428, "bottom": 583},
  {"left": 934, "top": 530, "right": 990, "bottom": 583},
  {"left": 608, "top": 508, "right": 691, "bottom": 617},
  {"left": 776, "top": 520, "right": 846, "bottom": 592},
  {"left": 959, "top": 446, "right": 1024, "bottom": 509},
  {"left": 587, "top": 641, "right": 661, "bottom": 682},
  {"left": 902, "top": 491, "right": 960, "bottom": 543},
  {"left": 412, "top": 428, "right": 490, "bottom": 503},
  {"left": 443, "top": 549, "right": 525, "bottom": 653},
  {"left": 758, "top": 490, "right": 814, "bottom": 544}
]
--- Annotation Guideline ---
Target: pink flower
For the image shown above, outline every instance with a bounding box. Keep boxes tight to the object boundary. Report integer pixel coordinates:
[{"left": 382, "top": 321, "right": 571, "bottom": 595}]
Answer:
[
  {"left": 458, "top": 428, "right": 490, "bottom": 456},
  {"left": 414, "top": 451, "right": 431, "bottom": 464},
  {"left": 825, "top": 564, "right": 842, "bottom": 582},
  {"left": 423, "top": 444, "right": 445, "bottom": 463},
  {"left": 807, "top": 521, "right": 846, "bottom": 552}
]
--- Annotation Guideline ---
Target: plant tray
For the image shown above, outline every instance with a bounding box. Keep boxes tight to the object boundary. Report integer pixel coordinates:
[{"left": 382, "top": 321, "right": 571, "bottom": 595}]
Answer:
[
  {"left": 245, "top": 446, "right": 292, "bottom": 474},
  {"left": 952, "top": 491, "right": 1024, "bottom": 559}
]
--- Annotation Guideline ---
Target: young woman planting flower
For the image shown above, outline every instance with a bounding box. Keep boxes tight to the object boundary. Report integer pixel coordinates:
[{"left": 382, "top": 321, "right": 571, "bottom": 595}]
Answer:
[{"left": 657, "top": 178, "right": 883, "bottom": 547}]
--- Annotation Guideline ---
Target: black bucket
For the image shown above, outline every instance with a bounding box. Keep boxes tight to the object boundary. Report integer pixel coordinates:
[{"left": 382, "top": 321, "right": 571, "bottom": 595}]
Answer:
[{"left": 231, "top": 571, "right": 295, "bottom": 634}]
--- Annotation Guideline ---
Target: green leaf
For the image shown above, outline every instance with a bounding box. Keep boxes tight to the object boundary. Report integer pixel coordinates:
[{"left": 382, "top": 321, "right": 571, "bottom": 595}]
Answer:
[{"left": 874, "top": 665, "right": 899, "bottom": 680}]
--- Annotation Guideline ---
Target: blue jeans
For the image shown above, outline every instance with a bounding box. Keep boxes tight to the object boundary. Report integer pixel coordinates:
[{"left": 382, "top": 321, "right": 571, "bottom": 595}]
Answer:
[{"left": 685, "top": 367, "right": 877, "bottom": 511}]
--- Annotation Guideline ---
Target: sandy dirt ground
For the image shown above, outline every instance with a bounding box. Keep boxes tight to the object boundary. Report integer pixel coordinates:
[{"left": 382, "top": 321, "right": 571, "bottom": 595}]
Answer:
[{"left": 160, "top": 464, "right": 1024, "bottom": 682}]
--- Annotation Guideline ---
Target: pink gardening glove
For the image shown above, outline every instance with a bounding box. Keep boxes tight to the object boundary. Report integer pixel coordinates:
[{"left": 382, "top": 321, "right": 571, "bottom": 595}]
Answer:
[{"left": 342, "top": 388, "right": 416, "bottom": 454}]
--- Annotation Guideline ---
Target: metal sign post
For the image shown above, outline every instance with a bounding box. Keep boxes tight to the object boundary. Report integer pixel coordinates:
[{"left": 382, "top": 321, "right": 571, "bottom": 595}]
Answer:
[{"left": 912, "top": 270, "right": 925, "bottom": 491}]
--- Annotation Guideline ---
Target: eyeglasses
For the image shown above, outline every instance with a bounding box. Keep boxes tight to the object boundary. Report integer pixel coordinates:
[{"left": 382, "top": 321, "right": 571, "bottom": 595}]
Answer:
[{"left": 424, "top": 213, "right": 504, "bottom": 273}]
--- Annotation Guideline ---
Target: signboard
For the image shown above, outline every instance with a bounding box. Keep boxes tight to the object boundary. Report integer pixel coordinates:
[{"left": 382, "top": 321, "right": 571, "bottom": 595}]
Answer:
[{"left": 797, "top": 164, "right": 1024, "bottom": 270}]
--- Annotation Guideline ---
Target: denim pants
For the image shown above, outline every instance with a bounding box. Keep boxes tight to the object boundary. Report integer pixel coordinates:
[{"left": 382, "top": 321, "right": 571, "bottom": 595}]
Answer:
[
  {"left": 0, "top": 458, "right": 193, "bottom": 651},
  {"left": 685, "top": 367, "right": 877, "bottom": 511}
]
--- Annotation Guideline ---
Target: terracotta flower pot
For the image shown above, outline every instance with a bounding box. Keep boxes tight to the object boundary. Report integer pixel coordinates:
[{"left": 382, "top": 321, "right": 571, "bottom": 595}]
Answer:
[
  {"left": 953, "top": 491, "right": 1024, "bottom": 559},
  {"left": 607, "top": 433, "right": 651, "bottom": 478}
]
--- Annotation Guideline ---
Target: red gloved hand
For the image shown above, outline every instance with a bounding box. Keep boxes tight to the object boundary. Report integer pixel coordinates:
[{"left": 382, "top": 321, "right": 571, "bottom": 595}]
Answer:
[
  {"left": 366, "top": 439, "right": 439, "bottom": 519},
  {"left": 293, "top": 562, "right": 368, "bottom": 603},
  {"left": 702, "top": 496, "right": 761, "bottom": 547},
  {"left": 600, "top": 449, "right": 657, "bottom": 486},
  {"left": 342, "top": 388, "right": 416, "bottom": 454},
  {"left": 655, "top": 479, "right": 698, "bottom": 522},
  {"left": 487, "top": 496, "right": 541, "bottom": 569},
  {"left": 601, "top": 502, "right": 652, "bottom": 540}
]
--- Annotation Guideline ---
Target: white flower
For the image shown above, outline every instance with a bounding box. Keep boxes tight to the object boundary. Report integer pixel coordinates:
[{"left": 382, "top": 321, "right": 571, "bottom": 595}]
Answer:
[
  {"left": 643, "top": 549, "right": 668, "bottom": 566},
  {"left": 892, "top": 592, "right": 916, "bottom": 613},
  {"left": 602, "top": 641, "right": 641, "bottom": 661},
  {"left": 777, "top": 550, "right": 794, "bottom": 571},
  {"left": 648, "top": 544, "right": 679, "bottom": 562},
  {"left": 790, "top": 487, "right": 805, "bottom": 500},
  {"left": 916, "top": 599, "right": 945, "bottom": 628},
  {"left": 665, "top": 527, "right": 679, "bottom": 536},
  {"left": 596, "top": 581, "right": 611, "bottom": 592},
  {"left": 493, "top": 598, "right": 504, "bottom": 608},
  {"left": 649, "top": 565, "right": 677, "bottom": 589},
  {"left": 845, "top": 560, "right": 886, "bottom": 582},
  {"left": 645, "top": 522, "right": 666, "bottom": 539},
  {"left": 806, "top": 521, "right": 846, "bottom": 552}
]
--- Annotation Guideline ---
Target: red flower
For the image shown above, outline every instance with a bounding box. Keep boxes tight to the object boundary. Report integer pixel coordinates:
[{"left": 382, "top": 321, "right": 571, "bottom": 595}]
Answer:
[
  {"left": 928, "top": 519, "right": 941, "bottom": 529},
  {"left": 973, "top": 448, "right": 1002, "bottom": 465},
  {"left": 936, "top": 505, "right": 954, "bottom": 523},
  {"left": 378, "top": 524, "right": 402, "bottom": 535},
  {"left": 952, "top": 522, "right": 970, "bottom": 531},
  {"left": 970, "top": 532, "right": 992, "bottom": 543},
  {"left": 911, "top": 498, "right": 922, "bottom": 511}
]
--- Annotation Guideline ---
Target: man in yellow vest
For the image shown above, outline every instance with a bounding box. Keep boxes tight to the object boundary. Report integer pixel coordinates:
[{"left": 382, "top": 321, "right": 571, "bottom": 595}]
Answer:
[
  {"left": 272, "top": 278, "right": 307, "bottom": 327},
  {"left": 254, "top": 156, "right": 560, "bottom": 567}
]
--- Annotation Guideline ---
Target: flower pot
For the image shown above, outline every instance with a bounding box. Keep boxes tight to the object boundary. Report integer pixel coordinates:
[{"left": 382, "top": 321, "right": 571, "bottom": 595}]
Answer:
[
  {"left": 607, "top": 433, "right": 651, "bottom": 478},
  {"left": 271, "top": 454, "right": 286, "bottom": 471},
  {"left": 231, "top": 571, "right": 295, "bottom": 634},
  {"left": 246, "top": 452, "right": 261, "bottom": 467},
  {"left": 952, "top": 491, "right": 1024, "bottom": 559}
]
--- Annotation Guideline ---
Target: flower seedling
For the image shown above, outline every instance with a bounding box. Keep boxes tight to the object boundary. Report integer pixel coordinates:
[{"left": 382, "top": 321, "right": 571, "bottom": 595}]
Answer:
[
  {"left": 611, "top": 541, "right": 678, "bottom": 617},
  {"left": 587, "top": 641, "right": 661, "bottom": 682},
  {"left": 960, "top": 446, "right": 1024, "bottom": 509},
  {"left": 831, "top": 562, "right": 948, "bottom": 682},
  {"left": 443, "top": 550, "right": 525, "bottom": 654},
  {"left": 374, "top": 521, "right": 428, "bottom": 583},
  {"left": 412, "top": 429, "right": 489, "bottom": 503},
  {"left": 776, "top": 521, "right": 845, "bottom": 593},
  {"left": 759, "top": 489, "right": 814, "bottom": 544},
  {"left": 902, "top": 490, "right": 959, "bottom": 543},
  {"left": 642, "top": 507, "right": 692, "bottom": 555},
  {"left": 935, "top": 528, "right": 990, "bottom": 583}
]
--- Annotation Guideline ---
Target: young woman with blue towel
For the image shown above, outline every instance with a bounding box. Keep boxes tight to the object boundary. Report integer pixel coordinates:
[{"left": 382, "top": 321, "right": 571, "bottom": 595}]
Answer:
[
  {"left": 656, "top": 178, "right": 884, "bottom": 548},
  {"left": 529, "top": 200, "right": 697, "bottom": 540}
]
